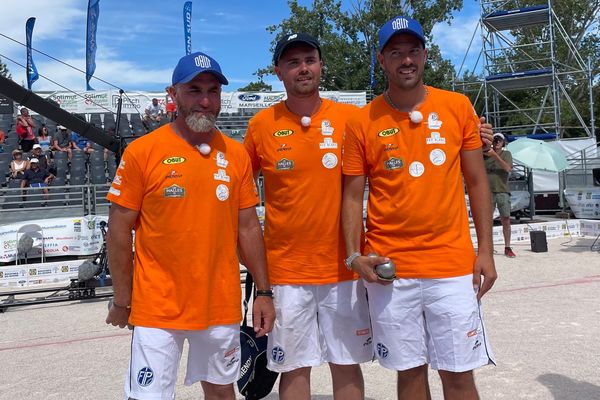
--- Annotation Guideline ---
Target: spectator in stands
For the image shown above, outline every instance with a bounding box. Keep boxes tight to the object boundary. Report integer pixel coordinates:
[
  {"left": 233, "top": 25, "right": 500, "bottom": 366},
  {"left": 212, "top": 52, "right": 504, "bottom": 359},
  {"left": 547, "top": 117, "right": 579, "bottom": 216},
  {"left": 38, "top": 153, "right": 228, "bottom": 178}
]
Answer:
[
  {"left": 20, "top": 157, "right": 54, "bottom": 205},
  {"left": 16, "top": 107, "right": 36, "bottom": 152},
  {"left": 485, "top": 133, "right": 515, "bottom": 258},
  {"left": 37, "top": 124, "right": 53, "bottom": 152},
  {"left": 52, "top": 125, "right": 72, "bottom": 159},
  {"left": 143, "top": 97, "right": 164, "bottom": 127},
  {"left": 71, "top": 131, "right": 94, "bottom": 154},
  {"left": 10, "top": 149, "right": 28, "bottom": 179},
  {"left": 165, "top": 86, "right": 177, "bottom": 122},
  {"left": 0, "top": 129, "right": 5, "bottom": 153},
  {"left": 29, "top": 144, "right": 56, "bottom": 175}
]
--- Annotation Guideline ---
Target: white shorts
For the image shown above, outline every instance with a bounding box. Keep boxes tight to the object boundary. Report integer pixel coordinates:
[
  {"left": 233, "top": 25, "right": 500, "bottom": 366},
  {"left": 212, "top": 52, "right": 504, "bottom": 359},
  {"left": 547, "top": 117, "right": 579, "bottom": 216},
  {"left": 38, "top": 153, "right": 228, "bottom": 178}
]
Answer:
[
  {"left": 365, "top": 274, "right": 496, "bottom": 372},
  {"left": 124, "top": 325, "right": 240, "bottom": 400},
  {"left": 267, "top": 280, "right": 372, "bottom": 373}
]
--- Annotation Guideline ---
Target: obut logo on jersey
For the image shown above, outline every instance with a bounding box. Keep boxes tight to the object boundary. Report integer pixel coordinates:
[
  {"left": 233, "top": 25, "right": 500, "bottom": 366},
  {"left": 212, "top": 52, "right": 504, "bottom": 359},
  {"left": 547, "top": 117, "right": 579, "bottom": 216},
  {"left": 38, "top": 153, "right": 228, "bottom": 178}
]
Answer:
[
  {"left": 273, "top": 129, "right": 294, "bottom": 138},
  {"left": 378, "top": 128, "right": 399, "bottom": 138},
  {"left": 162, "top": 156, "right": 186, "bottom": 165}
]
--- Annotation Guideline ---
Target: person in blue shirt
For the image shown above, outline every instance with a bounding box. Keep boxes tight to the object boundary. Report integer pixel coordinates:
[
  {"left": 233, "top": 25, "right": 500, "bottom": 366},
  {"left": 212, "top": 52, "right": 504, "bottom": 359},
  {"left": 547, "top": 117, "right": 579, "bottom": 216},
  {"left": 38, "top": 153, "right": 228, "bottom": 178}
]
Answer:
[{"left": 70, "top": 131, "right": 94, "bottom": 154}]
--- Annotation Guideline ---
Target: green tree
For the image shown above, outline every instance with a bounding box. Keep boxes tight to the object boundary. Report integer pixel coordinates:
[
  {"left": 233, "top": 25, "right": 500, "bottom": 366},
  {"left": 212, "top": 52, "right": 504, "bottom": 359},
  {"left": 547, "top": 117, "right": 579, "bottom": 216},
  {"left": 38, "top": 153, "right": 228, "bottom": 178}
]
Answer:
[
  {"left": 255, "top": 0, "right": 463, "bottom": 93},
  {"left": 0, "top": 57, "right": 11, "bottom": 79},
  {"left": 238, "top": 71, "right": 273, "bottom": 91}
]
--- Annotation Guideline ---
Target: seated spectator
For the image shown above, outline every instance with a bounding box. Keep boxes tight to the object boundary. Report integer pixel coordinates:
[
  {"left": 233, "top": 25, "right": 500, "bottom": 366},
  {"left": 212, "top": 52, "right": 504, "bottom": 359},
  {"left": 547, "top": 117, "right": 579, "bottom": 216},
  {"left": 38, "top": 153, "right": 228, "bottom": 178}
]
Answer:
[
  {"left": 37, "top": 125, "right": 53, "bottom": 152},
  {"left": 20, "top": 158, "right": 54, "bottom": 205},
  {"left": 29, "top": 144, "right": 56, "bottom": 175},
  {"left": 51, "top": 125, "right": 72, "bottom": 159},
  {"left": 16, "top": 107, "right": 36, "bottom": 152},
  {"left": 71, "top": 131, "right": 94, "bottom": 154},
  {"left": 143, "top": 98, "right": 164, "bottom": 126},
  {"left": 10, "top": 149, "right": 28, "bottom": 180},
  {"left": 165, "top": 87, "right": 177, "bottom": 122}
]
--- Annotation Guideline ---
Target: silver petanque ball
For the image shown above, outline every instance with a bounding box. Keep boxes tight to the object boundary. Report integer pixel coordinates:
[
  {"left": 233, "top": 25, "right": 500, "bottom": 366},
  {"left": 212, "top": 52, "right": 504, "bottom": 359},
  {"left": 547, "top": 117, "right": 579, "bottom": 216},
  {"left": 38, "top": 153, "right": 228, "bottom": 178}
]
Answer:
[
  {"left": 375, "top": 260, "right": 396, "bottom": 280},
  {"left": 368, "top": 253, "right": 396, "bottom": 281}
]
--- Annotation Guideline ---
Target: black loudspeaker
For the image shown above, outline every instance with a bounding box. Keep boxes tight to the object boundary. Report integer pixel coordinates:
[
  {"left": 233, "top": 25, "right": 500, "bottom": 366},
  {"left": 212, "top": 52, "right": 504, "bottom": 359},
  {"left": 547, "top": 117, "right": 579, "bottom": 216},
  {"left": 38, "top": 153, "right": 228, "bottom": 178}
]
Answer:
[
  {"left": 530, "top": 230, "right": 548, "bottom": 253},
  {"left": 593, "top": 168, "right": 600, "bottom": 186}
]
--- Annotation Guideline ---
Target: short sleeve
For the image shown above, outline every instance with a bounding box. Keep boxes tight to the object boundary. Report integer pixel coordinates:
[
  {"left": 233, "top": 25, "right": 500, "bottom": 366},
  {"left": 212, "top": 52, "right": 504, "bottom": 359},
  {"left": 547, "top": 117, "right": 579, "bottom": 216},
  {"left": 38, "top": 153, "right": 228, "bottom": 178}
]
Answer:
[
  {"left": 238, "top": 151, "right": 259, "bottom": 209},
  {"left": 461, "top": 96, "right": 483, "bottom": 151},
  {"left": 106, "top": 147, "right": 145, "bottom": 211},
  {"left": 243, "top": 121, "right": 261, "bottom": 172},
  {"left": 342, "top": 119, "right": 367, "bottom": 176}
]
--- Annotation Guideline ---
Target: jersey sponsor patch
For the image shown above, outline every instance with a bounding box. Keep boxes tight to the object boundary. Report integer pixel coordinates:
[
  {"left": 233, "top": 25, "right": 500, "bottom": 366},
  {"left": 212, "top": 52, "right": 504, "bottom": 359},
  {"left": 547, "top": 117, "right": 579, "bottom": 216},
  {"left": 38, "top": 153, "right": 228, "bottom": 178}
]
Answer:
[
  {"left": 162, "top": 156, "right": 186, "bottom": 165},
  {"left": 215, "top": 151, "right": 229, "bottom": 168},
  {"left": 216, "top": 184, "right": 229, "bottom": 201},
  {"left": 426, "top": 131, "right": 446, "bottom": 145},
  {"left": 408, "top": 161, "right": 425, "bottom": 177},
  {"left": 108, "top": 187, "right": 121, "bottom": 197},
  {"left": 273, "top": 129, "right": 294, "bottom": 138},
  {"left": 322, "top": 152, "right": 338, "bottom": 169},
  {"left": 276, "top": 158, "right": 294, "bottom": 170},
  {"left": 429, "top": 149, "right": 446, "bottom": 166},
  {"left": 384, "top": 157, "right": 404, "bottom": 170},
  {"left": 427, "top": 112, "right": 443, "bottom": 130},
  {"left": 213, "top": 169, "right": 230, "bottom": 182},
  {"left": 112, "top": 175, "right": 122, "bottom": 185},
  {"left": 321, "top": 120, "right": 334, "bottom": 135},
  {"left": 164, "top": 184, "right": 185, "bottom": 198},
  {"left": 377, "top": 128, "right": 399, "bottom": 138},
  {"left": 319, "top": 138, "right": 338, "bottom": 149}
]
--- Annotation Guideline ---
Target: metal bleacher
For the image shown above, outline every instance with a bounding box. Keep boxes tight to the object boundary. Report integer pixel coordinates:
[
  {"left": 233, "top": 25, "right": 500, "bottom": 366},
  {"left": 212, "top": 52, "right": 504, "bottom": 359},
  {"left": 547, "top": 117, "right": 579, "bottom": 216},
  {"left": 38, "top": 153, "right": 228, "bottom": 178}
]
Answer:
[{"left": 453, "top": 0, "right": 595, "bottom": 140}]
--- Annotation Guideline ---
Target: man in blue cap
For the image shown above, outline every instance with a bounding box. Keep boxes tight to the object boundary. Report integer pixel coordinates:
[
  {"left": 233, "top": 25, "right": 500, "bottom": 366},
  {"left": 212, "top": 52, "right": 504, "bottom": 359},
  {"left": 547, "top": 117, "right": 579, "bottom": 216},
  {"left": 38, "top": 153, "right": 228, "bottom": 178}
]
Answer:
[
  {"left": 106, "top": 51, "right": 275, "bottom": 400},
  {"left": 342, "top": 16, "right": 497, "bottom": 399}
]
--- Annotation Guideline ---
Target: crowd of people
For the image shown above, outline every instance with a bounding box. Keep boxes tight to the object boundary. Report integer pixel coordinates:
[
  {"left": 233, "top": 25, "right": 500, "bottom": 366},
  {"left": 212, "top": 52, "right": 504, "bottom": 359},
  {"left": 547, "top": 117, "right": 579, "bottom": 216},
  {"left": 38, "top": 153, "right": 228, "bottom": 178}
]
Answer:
[{"left": 105, "top": 16, "right": 506, "bottom": 400}]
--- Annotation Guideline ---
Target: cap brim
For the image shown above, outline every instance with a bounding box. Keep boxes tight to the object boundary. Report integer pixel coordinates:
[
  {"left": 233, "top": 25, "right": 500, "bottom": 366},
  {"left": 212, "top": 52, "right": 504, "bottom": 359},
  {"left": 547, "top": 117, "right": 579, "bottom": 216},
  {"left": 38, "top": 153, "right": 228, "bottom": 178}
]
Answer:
[
  {"left": 380, "top": 30, "right": 425, "bottom": 51},
  {"left": 177, "top": 70, "right": 228, "bottom": 86},
  {"left": 275, "top": 39, "right": 319, "bottom": 64}
]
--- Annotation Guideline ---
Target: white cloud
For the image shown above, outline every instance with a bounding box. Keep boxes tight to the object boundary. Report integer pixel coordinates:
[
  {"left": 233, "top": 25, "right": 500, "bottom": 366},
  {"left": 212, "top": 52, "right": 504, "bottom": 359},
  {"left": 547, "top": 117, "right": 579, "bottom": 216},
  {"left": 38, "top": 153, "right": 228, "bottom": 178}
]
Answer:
[{"left": 432, "top": 14, "right": 483, "bottom": 73}]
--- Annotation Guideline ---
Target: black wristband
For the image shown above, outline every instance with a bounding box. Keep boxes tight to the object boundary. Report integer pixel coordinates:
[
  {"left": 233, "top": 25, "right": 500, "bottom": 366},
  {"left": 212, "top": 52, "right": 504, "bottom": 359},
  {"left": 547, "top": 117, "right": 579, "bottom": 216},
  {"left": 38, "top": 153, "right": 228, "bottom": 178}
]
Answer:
[{"left": 255, "top": 289, "right": 273, "bottom": 298}]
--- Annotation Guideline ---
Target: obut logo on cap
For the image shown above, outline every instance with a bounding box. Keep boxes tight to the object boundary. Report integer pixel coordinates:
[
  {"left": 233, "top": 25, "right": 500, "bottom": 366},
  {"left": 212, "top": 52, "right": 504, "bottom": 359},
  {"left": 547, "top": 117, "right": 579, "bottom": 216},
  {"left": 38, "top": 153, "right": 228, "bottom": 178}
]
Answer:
[
  {"left": 392, "top": 18, "right": 409, "bottom": 31},
  {"left": 194, "top": 55, "right": 211, "bottom": 68}
]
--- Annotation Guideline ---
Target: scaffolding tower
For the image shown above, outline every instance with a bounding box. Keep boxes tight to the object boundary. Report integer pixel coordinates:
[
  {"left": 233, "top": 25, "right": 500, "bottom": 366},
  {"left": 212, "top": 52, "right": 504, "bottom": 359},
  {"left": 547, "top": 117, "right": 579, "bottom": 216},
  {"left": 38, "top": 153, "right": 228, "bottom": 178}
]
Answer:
[{"left": 454, "top": 0, "right": 595, "bottom": 140}]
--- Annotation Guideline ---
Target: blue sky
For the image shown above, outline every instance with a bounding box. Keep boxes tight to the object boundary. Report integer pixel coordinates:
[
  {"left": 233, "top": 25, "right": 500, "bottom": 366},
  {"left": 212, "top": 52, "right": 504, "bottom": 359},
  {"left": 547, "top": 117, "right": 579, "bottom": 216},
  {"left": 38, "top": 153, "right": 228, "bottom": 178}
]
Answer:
[{"left": 0, "top": 0, "right": 483, "bottom": 92}]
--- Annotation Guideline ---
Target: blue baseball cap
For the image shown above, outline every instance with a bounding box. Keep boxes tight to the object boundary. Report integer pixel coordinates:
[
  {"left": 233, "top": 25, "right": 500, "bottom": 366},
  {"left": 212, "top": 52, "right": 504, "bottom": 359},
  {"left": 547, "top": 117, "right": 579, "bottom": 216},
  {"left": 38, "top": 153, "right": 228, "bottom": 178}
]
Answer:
[
  {"left": 379, "top": 16, "right": 425, "bottom": 52},
  {"left": 172, "top": 51, "right": 228, "bottom": 86}
]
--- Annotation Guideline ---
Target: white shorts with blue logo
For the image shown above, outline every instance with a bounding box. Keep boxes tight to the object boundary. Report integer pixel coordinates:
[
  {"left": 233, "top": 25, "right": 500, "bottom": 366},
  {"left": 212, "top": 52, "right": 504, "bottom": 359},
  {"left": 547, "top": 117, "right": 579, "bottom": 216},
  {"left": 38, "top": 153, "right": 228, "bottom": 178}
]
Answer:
[
  {"left": 365, "top": 274, "right": 496, "bottom": 373},
  {"left": 267, "top": 280, "right": 372, "bottom": 373},
  {"left": 124, "top": 325, "right": 240, "bottom": 400}
]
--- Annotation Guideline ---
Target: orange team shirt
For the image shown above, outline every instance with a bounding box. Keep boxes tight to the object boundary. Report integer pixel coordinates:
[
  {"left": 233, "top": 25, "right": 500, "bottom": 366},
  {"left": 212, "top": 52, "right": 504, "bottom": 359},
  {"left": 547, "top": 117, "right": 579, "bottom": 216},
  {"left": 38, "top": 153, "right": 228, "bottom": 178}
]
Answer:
[
  {"left": 244, "top": 99, "right": 357, "bottom": 285},
  {"left": 343, "top": 87, "right": 482, "bottom": 279},
  {"left": 106, "top": 124, "right": 258, "bottom": 330}
]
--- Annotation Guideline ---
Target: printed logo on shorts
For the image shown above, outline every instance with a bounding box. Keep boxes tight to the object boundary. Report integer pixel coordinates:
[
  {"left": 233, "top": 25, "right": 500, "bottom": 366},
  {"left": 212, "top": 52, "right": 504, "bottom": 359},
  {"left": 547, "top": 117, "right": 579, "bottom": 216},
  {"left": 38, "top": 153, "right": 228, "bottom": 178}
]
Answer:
[
  {"left": 376, "top": 343, "right": 389, "bottom": 359},
  {"left": 472, "top": 339, "right": 481, "bottom": 351},
  {"left": 271, "top": 346, "right": 285, "bottom": 364},
  {"left": 356, "top": 328, "right": 370, "bottom": 336},
  {"left": 137, "top": 366, "right": 154, "bottom": 387}
]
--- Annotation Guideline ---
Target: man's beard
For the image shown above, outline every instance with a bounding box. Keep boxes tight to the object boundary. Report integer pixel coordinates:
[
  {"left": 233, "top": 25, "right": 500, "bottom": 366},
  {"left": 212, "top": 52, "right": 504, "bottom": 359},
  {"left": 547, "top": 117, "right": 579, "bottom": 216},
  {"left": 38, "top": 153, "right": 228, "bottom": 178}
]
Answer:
[{"left": 185, "top": 112, "right": 216, "bottom": 133}]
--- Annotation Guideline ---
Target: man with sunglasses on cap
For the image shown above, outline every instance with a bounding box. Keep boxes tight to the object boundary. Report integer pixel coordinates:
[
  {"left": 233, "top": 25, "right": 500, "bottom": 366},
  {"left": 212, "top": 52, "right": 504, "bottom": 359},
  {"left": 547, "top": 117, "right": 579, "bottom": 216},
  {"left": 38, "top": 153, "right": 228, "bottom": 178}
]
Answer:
[
  {"left": 485, "top": 133, "right": 515, "bottom": 258},
  {"left": 342, "top": 16, "right": 496, "bottom": 400},
  {"left": 244, "top": 32, "right": 495, "bottom": 399},
  {"left": 105, "top": 51, "right": 274, "bottom": 400}
]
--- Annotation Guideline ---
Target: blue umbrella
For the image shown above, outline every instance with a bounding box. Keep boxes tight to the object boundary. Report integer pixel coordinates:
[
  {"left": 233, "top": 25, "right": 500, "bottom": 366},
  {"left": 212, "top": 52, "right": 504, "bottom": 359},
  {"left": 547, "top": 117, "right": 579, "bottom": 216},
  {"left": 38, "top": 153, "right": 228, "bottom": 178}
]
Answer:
[{"left": 506, "top": 138, "right": 568, "bottom": 172}]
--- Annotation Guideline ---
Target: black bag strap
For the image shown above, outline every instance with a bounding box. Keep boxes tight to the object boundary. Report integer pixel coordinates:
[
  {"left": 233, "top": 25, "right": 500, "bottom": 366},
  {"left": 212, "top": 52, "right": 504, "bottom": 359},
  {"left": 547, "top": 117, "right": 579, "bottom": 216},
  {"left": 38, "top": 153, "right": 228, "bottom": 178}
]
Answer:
[{"left": 242, "top": 270, "right": 254, "bottom": 327}]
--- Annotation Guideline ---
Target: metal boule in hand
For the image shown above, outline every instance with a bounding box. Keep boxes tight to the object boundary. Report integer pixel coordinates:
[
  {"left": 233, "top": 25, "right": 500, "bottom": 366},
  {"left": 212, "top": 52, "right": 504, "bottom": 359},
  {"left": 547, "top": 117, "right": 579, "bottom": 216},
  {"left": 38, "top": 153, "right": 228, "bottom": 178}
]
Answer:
[{"left": 368, "top": 253, "right": 396, "bottom": 281}]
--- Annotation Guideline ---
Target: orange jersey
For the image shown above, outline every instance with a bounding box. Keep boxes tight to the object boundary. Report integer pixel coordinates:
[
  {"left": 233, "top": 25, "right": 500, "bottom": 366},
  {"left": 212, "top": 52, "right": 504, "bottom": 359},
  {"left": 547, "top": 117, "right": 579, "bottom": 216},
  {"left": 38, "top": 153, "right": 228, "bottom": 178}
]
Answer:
[
  {"left": 106, "top": 124, "right": 258, "bottom": 330},
  {"left": 343, "top": 87, "right": 482, "bottom": 279},
  {"left": 244, "top": 99, "right": 356, "bottom": 285}
]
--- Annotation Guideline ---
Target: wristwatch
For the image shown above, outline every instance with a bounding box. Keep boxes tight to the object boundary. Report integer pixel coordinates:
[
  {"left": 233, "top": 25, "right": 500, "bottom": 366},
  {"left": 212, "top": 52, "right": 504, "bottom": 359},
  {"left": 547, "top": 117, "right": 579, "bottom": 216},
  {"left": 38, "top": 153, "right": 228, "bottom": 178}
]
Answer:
[{"left": 344, "top": 252, "right": 361, "bottom": 271}]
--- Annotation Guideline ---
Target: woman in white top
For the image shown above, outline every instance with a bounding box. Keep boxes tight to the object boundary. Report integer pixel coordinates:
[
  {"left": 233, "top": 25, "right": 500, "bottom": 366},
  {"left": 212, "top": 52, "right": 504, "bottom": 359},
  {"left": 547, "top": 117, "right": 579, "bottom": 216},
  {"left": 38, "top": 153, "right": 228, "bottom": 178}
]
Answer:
[
  {"left": 37, "top": 125, "right": 53, "bottom": 152},
  {"left": 10, "top": 149, "right": 28, "bottom": 179}
]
